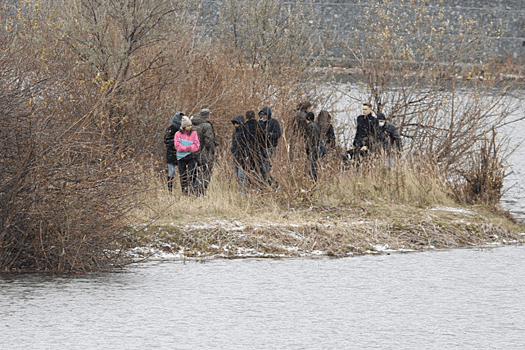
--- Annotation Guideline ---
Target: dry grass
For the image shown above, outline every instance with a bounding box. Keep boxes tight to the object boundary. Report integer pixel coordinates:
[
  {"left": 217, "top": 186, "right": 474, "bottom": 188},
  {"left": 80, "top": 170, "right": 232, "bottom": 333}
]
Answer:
[
  {"left": 2, "top": 0, "right": 523, "bottom": 271},
  {"left": 133, "top": 152, "right": 477, "bottom": 227},
  {"left": 126, "top": 203, "right": 525, "bottom": 260}
]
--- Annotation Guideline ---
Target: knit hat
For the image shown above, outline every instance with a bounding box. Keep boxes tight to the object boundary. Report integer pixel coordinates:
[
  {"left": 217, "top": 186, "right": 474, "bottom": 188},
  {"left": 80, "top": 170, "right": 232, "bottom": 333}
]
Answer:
[
  {"left": 200, "top": 108, "right": 211, "bottom": 117},
  {"left": 181, "top": 116, "right": 192, "bottom": 128},
  {"left": 377, "top": 112, "right": 387, "bottom": 121}
]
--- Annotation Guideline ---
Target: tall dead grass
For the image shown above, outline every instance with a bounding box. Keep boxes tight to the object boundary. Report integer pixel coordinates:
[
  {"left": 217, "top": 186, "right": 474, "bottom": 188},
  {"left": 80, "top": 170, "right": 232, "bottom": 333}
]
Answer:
[{"left": 135, "top": 150, "right": 455, "bottom": 226}]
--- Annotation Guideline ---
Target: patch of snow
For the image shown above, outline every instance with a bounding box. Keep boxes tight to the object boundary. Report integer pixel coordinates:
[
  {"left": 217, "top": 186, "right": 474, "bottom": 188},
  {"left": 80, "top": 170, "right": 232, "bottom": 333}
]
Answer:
[
  {"left": 430, "top": 206, "right": 477, "bottom": 216},
  {"left": 398, "top": 248, "right": 415, "bottom": 253},
  {"left": 127, "top": 246, "right": 182, "bottom": 260},
  {"left": 373, "top": 244, "right": 389, "bottom": 251}
]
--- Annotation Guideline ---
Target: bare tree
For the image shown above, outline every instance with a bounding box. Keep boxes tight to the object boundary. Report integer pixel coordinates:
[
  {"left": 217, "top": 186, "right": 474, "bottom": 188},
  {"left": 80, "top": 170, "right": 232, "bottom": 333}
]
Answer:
[{"left": 338, "top": 0, "right": 521, "bottom": 203}]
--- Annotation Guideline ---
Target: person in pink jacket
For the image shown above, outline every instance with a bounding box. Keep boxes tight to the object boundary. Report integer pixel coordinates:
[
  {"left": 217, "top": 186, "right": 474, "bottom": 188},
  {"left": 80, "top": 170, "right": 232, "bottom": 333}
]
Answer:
[{"left": 174, "top": 116, "right": 200, "bottom": 195}]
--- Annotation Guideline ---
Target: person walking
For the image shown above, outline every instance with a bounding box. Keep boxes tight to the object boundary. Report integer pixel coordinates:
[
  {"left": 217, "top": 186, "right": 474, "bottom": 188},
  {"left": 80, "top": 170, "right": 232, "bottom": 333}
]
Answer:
[
  {"left": 174, "top": 116, "right": 200, "bottom": 195},
  {"left": 191, "top": 108, "right": 217, "bottom": 195},
  {"left": 163, "top": 112, "right": 183, "bottom": 194}
]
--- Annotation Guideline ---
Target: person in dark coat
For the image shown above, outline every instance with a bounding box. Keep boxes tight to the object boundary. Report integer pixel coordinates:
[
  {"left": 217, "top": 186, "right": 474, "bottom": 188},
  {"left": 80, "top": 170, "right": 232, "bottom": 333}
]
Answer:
[
  {"left": 231, "top": 114, "right": 249, "bottom": 189},
  {"left": 191, "top": 108, "right": 217, "bottom": 195},
  {"left": 348, "top": 102, "right": 379, "bottom": 161},
  {"left": 259, "top": 106, "right": 281, "bottom": 188},
  {"left": 163, "top": 112, "right": 183, "bottom": 193},
  {"left": 294, "top": 101, "right": 311, "bottom": 138},
  {"left": 377, "top": 113, "right": 402, "bottom": 166},
  {"left": 289, "top": 101, "right": 312, "bottom": 161},
  {"left": 305, "top": 112, "right": 321, "bottom": 181},
  {"left": 317, "top": 110, "right": 336, "bottom": 153},
  {"left": 259, "top": 106, "right": 281, "bottom": 158},
  {"left": 244, "top": 110, "right": 268, "bottom": 186}
]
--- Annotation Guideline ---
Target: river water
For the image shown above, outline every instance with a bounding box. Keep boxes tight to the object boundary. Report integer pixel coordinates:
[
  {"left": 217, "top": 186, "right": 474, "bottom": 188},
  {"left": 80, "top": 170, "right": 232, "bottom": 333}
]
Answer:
[{"left": 2, "top": 245, "right": 525, "bottom": 349}]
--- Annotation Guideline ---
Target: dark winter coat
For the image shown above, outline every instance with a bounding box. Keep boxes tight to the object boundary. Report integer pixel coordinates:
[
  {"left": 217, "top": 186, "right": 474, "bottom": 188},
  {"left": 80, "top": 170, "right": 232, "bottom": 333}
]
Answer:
[
  {"left": 231, "top": 114, "right": 249, "bottom": 166},
  {"left": 293, "top": 110, "right": 308, "bottom": 138},
  {"left": 378, "top": 121, "right": 402, "bottom": 152},
  {"left": 245, "top": 118, "right": 267, "bottom": 162},
  {"left": 259, "top": 106, "right": 282, "bottom": 150},
  {"left": 305, "top": 120, "right": 321, "bottom": 159},
  {"left": 352, "top": 114, "right": 379, "bottom": 150},
  {"left": 164, "top": 113, "right": 182, "bottom": 164},
  {"left": 317, "top": 110, "right": 336, "bottom": 149},
  {"left": 191, "top": 115, "right": 217, "bottom": 165}
]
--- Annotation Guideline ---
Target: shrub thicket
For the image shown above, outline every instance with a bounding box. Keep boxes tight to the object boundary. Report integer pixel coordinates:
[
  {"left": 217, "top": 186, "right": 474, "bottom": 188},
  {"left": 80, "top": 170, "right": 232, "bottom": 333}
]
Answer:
[{"left": 1, "top": 0, "right": 521, "bottom": 271}]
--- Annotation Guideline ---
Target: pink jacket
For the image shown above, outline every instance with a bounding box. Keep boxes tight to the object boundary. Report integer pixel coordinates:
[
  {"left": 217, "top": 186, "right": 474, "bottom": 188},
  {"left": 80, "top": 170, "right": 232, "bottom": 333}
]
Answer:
[{"left": 174, "top": 130, "right": 200, "bottom": 153}]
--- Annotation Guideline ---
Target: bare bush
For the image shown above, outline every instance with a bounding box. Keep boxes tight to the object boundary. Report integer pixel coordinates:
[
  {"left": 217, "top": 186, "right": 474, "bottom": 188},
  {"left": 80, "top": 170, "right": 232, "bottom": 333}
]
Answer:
[
  {"left": 334, "top": 0, "right": 521, "bottom": 204},
  {"left": 0, "top": 0, "right": 203, "bottom": 271}
]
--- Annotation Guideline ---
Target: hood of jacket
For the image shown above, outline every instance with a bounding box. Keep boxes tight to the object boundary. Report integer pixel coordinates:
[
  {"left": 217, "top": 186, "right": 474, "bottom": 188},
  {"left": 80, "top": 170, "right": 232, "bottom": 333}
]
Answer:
[
  {"left": 232, "top": 114, "right": 245, "bottom": 125},
  {"left": 259, "top": 106, "right": 272, "bottom": 120},
  {"left": 172, "top": 112, "right": 183, "bottom": 128}
]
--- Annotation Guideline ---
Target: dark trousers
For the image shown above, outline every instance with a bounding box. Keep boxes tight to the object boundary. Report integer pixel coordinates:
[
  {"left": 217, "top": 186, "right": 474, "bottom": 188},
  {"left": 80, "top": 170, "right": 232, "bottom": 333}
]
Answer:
[{"left": 178, "top": 156, "right": 197, "bottom": 195}]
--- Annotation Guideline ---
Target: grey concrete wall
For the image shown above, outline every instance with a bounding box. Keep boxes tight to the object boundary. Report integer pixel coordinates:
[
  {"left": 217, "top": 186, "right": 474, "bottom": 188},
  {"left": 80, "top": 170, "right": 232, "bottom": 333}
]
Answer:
[
  {"left": 307, "top": 0, "right": 525, "bottom": 60},
  {"left": 205, "top": 0, "right": 525, "bottom": 61}
]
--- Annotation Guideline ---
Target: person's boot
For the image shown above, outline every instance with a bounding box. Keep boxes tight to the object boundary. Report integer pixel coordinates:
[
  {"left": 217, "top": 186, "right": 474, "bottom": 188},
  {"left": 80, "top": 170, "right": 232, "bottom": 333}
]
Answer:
[{"left": 167, "top": 176, "right": 173, "bottom": 194}]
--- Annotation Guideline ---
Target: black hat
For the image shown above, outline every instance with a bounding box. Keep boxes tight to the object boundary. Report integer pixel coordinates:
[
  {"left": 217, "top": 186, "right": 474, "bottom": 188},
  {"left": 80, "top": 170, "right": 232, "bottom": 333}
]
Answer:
[{"left": 377, "top": 113, "right": 387, "bottom": 121}]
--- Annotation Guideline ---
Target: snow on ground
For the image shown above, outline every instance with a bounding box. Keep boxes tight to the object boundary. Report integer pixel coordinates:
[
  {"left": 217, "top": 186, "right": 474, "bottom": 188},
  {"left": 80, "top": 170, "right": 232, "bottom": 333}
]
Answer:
[{"left": 430, "top": 206, "right": 478, "bottom": 216}]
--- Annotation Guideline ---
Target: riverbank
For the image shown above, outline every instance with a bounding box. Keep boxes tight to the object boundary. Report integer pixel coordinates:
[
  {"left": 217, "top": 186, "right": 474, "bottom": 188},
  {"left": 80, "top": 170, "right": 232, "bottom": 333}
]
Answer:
[{"left": 125, "top": 203, "right": 525, "bottom": 262}]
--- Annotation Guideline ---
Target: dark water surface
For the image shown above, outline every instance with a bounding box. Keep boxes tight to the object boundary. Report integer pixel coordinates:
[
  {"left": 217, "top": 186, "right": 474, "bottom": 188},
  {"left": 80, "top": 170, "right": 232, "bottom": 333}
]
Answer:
[{"left": 2, "top": 245, "right": 525, "bottom": 349}]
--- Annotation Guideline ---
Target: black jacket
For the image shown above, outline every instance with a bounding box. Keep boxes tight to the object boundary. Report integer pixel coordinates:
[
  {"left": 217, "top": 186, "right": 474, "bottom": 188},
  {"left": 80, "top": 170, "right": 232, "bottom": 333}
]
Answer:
[
  {"left": 164, "top": 113, "right": 182, "bottom": 164},
  {"left": 231, "top": 115, "right": 248, "bottom": 165},
  {"left": 378, "top": 121, "right": 402, "bottom": 152},
  {"left": 259, "top": 106, "right": 282, "bottom": 149},
  {"left": 245, "top": 118, "right": 267, "bottom": 161},
  {"left": 305, "top": 120, "right": 321, "bottom": 158},
  {"left": 352, "top": 114, "right": 379, "bottom": 150}
]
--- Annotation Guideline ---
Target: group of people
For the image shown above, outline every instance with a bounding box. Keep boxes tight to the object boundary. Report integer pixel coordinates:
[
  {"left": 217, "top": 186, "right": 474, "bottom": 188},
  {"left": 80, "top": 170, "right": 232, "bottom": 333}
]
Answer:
[
  {"left": 230, "top": 106, "right": 282, "bottom": 190},
  {"left": 164, "top": 106, "right": 282, "bottom": 195},
  {"left": 164, "top": 108, "right": 218, "bottom": 196},
  {"left": 347, "top": 102, "right": 403, "bottom": 167},
  {"left": 164, "top": 102, "right": 402, "bottom": 195},
  {"left": 291, "top": 101, "right": 337, "bottom": 181}
]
